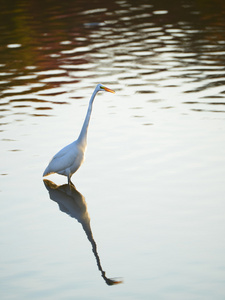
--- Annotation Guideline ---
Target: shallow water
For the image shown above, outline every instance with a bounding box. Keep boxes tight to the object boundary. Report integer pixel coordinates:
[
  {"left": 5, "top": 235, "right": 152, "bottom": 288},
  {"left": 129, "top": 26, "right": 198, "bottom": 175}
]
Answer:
[{"left": 1, "top": 0, "right": 225, "bottom": 299}]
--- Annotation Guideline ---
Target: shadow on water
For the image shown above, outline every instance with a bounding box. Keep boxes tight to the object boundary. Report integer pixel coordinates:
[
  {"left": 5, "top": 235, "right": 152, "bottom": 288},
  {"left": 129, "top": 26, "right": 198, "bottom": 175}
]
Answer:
[{"left": 43, "top": 179, "right": 123, "bottom": 286}]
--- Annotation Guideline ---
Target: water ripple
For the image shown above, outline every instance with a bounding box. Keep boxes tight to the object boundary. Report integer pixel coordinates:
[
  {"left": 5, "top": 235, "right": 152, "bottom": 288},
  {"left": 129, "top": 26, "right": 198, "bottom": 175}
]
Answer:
[{"left": 0, "top": 0, "right": 225, "bottom": 125}]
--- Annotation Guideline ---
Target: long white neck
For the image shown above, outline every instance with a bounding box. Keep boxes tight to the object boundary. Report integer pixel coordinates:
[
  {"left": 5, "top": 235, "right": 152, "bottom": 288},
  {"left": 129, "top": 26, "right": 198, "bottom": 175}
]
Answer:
[{"left": 77, "top": 87, "right": 99, "bottom": 149}]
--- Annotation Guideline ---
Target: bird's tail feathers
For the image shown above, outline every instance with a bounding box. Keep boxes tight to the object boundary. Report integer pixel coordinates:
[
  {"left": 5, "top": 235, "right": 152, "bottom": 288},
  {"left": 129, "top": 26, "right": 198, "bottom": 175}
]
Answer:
[{"left": 43, "top": 167, "right": 54, "bottom": 177}]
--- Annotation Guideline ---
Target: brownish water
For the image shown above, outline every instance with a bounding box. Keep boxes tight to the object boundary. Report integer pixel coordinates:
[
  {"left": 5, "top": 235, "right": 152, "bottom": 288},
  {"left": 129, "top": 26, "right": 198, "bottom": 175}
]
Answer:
[{"left": 1, "top": 0, "right": 225, "bottom": 299}]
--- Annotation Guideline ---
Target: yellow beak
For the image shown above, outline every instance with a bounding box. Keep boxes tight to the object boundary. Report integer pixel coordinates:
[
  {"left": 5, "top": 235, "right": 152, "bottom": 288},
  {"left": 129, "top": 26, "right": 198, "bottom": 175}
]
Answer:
[{"left": 102, "top": 86, "right": 115, "bottom": 93}]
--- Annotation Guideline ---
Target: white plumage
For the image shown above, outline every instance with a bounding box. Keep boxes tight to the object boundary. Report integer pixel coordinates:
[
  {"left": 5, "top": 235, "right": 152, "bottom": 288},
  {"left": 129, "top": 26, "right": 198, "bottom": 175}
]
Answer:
[{"left": 43, "top": 84, "right": 115, "bottom": 183}]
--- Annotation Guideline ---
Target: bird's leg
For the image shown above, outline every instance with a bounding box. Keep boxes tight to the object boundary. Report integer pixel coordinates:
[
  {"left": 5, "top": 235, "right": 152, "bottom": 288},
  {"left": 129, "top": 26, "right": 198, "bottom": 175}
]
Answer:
[
  {"left": 68, "top": 175, "right": 75, "bottom": 187},
  {"left": 67, "top": 175, "right": 71, "bottom": 184},
  {"left": 67, "top": 175, "right": 71, "bottom": 185}
]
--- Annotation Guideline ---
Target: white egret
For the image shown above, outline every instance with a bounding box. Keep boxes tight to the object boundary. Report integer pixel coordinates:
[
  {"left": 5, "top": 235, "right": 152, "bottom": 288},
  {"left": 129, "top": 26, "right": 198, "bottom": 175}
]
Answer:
[{"left": 43, "top": 84, "right": 115, "bottom": 183}]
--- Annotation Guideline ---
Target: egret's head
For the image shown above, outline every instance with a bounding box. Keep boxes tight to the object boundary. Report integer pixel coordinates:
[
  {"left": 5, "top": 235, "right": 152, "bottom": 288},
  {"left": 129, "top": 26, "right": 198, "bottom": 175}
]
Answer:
[{"left": 97, "top": 83, "right": 115, "bottom": 94}]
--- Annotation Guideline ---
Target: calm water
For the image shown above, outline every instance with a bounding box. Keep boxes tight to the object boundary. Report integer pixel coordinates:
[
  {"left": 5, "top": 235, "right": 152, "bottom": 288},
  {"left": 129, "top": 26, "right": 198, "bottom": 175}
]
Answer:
[{"left": 1, "top": 0, "right": 225, "bottom": 299}]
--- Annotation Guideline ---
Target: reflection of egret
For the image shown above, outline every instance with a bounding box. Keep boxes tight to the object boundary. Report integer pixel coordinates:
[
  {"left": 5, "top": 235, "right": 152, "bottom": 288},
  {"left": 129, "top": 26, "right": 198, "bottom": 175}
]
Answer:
[
  {"left": 43, "top": 84, "right": 115, "bottom": 184},
  {"left": 43, "top": 179, "right": 123, "bottom": 286}
]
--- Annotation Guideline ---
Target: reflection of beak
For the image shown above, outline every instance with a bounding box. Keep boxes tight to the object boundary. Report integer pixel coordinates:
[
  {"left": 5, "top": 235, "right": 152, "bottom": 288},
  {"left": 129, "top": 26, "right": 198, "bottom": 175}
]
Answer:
[
  {"left": 103, "top": 86, "right": 115, "bottom": 93},
  {"left": 104, "top": 276, "right": 123, "bottom": 286},
  {"left": 109, "top": 279, "right": 123, "bottom": 285}
]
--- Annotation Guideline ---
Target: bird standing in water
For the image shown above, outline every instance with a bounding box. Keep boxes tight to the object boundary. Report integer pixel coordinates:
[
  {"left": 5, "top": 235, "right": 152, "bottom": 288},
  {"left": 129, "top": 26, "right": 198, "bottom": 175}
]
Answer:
[{"left": 43, "top": 84, "right": 115, "bottom": 184}]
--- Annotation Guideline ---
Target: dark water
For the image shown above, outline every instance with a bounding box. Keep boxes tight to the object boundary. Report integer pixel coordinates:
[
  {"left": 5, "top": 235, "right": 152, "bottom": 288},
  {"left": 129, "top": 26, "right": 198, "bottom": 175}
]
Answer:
[
  {"left": 1, "top": 0, "right": 225, "bottom": 115},
  {"left": 1, "top": 0, "right": 225, "bottom": 299}
]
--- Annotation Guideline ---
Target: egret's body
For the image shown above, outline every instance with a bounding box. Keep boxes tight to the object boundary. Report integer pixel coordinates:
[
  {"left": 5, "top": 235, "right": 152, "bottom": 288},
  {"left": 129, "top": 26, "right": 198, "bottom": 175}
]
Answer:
[{"left": 43, "top": 84, "right": 115, "bottom": 183}]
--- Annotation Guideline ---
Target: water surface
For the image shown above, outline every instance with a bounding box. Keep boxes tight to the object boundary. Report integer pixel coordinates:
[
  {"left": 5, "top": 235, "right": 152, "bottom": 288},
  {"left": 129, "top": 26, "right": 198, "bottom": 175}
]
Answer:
[{"left": 1, "top": 0, "right": 225, "bottom": 299}]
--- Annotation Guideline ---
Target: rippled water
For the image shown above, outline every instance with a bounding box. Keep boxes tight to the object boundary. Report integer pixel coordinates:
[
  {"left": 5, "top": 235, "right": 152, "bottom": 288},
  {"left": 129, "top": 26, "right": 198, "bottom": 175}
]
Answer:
[{"left": 1, "top": 0, "right": 225, "bottom": 299}]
